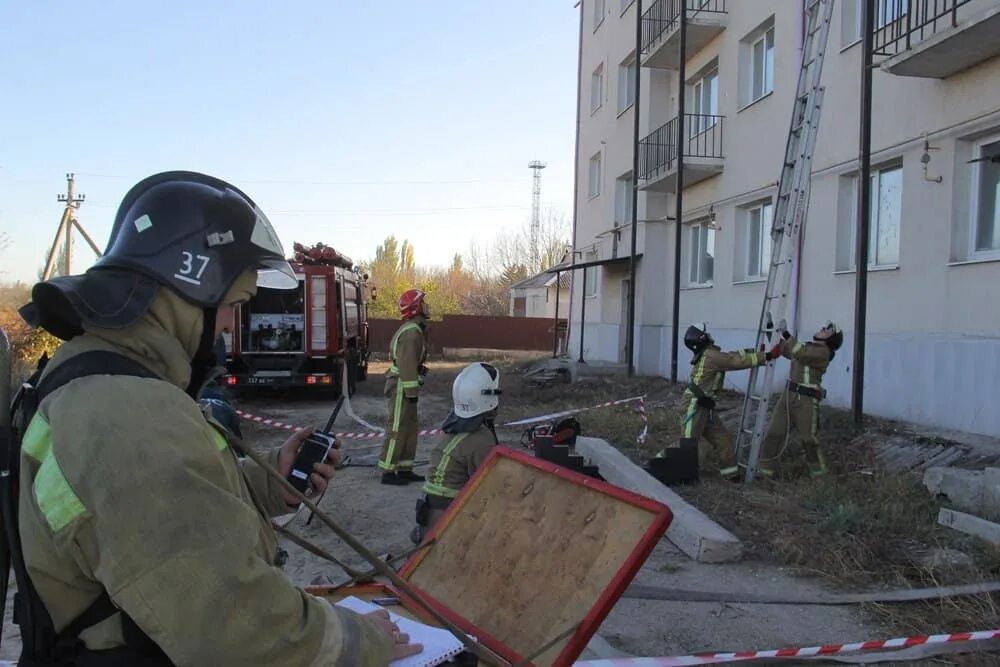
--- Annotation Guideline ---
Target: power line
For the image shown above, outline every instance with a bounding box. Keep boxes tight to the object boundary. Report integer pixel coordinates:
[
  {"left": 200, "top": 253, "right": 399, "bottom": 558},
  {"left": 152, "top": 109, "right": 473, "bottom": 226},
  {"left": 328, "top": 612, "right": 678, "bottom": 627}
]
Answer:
[
  {"left": 81, "top": 202, "right": 530, "bottom": 216},
  {"left": 72, "top": 172, "right": 524, "bottom": 187}
]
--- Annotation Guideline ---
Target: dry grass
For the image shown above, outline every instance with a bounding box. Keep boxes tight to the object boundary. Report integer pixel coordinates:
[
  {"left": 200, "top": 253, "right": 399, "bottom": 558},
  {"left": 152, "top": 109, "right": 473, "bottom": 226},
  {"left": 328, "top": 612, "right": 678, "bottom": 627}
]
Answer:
[{"left": 355, "top": 357, "right": 1000, "bottom": 656}]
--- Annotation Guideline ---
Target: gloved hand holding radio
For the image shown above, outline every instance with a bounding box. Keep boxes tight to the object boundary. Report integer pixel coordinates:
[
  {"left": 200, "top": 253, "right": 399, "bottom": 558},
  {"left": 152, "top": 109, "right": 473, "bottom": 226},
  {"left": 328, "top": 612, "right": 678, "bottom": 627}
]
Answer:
[{"left": 277, "top": 427, "right": 340, "bottom": 506}]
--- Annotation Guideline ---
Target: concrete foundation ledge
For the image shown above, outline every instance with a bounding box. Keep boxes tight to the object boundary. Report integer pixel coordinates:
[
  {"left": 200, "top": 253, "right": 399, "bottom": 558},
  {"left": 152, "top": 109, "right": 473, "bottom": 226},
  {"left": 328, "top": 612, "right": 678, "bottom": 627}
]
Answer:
[{"left": 574, "top": 436, "right": 743, "bottom": 563}]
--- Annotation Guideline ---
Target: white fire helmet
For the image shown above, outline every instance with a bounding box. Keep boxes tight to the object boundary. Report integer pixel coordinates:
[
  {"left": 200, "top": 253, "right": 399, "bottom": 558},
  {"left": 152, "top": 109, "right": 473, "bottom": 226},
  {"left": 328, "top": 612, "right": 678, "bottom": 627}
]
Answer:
[{"left": 452, "top": 362, "right": 503, "bottom": 419}]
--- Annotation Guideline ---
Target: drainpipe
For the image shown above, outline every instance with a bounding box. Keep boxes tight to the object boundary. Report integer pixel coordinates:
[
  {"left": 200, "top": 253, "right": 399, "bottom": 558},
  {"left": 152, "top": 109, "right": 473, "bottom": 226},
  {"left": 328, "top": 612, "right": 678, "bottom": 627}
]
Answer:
[
  {"left": 579, "top": 266, "right": 588, "bottom": 362},
  {"left": 670, "top": 4, "right": 687, "bottom": 384},
  {"left": 569, "top": 0, "right": 584, "bottom": 363},
  {"left": 852, "top": 0, "right": 875, "bottom": 429},
  {"left": 552, "top": 272, "right": 561, "bottom": 358},
  {"left": 626, "top": 1, "right": 642, "bottom": 377}
]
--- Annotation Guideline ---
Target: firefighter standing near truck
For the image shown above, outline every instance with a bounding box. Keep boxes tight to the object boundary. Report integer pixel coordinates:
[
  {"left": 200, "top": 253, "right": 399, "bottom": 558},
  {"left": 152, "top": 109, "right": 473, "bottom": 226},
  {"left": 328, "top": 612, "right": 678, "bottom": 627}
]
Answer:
[
  {"left": 758, "top": 320, "right": 843, "bottom": 479},
  {"left": 379, "top": 289, "right": 430, "bottom": 485},
  {"left": 655, "top": 323, "right": 781, "bottom": 481},
  {"left": 3, "top": 172, "right": 418, "bottom": 665},
  {"left": 410, "top": 362, "right": 502, "bottom": 543}
]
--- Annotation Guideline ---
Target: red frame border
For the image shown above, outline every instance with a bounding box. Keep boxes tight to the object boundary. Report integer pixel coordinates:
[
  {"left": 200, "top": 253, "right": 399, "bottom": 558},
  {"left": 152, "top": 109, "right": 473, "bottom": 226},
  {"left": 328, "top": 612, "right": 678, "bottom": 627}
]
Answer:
[{"left": 398, "top": 445, "right": 673, "bottom": 666}]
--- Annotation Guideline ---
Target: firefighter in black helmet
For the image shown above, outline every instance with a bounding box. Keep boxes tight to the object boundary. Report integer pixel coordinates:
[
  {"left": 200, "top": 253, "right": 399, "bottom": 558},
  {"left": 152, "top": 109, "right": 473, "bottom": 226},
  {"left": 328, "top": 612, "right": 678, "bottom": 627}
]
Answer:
[
  {"left": 5, "top": 172, "right": 415, "bottom": 665},
  {"left": 758, "top": 320, "right": 843, "bottom": 478},
  {"left": 650, "top": 323, "right": 780, "bottom": 482}
]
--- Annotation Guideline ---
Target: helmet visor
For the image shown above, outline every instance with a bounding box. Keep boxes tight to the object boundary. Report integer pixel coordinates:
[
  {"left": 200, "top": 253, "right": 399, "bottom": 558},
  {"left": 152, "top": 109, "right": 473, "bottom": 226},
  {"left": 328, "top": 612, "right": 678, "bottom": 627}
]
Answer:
[
  {"left": 257, "top": 259, "right": 299, "bottom": 290},
  {"left": 250, "top": 207, "right": 298, "bottom": 290}
]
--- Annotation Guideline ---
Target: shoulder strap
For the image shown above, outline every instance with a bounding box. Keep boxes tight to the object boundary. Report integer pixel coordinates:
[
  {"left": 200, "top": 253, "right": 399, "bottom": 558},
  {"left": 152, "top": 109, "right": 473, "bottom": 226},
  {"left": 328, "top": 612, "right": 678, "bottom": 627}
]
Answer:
[{"left": 35, "top": 350, "right": 160, "bottom": 405}]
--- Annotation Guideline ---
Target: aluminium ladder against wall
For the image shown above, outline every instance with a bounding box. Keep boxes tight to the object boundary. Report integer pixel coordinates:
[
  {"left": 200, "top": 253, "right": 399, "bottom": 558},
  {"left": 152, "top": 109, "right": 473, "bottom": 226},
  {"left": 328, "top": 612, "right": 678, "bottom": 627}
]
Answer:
[{"left": 734, "top": 0, "right": 835, "bottom": 485}]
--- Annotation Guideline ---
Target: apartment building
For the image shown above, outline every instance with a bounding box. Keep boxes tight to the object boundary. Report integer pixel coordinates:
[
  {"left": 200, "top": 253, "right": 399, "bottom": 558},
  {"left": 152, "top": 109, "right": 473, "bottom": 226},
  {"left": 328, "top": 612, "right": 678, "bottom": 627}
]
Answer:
[{"left": 567, "top": 0, "right": 1000, "bottom": 438}]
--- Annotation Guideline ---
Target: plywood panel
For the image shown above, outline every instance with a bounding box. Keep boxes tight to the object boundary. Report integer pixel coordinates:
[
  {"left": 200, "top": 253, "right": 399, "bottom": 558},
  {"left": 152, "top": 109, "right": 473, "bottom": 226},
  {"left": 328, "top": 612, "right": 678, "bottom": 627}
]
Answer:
[{"left": 401, "top": 448, "right": 670, "bottom": 666}]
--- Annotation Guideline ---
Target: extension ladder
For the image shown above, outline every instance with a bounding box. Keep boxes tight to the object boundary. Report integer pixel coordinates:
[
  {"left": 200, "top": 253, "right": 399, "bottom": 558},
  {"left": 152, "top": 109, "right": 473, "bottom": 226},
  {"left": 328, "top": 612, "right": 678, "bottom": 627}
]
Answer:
[{"left": 734, "top": 0, "right": 836, "bottom": 484}]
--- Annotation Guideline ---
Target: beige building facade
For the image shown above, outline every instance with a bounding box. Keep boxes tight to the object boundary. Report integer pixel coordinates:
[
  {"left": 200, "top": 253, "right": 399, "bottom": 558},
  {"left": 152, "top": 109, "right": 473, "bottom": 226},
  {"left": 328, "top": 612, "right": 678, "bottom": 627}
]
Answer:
[{"left": 568, "top": 0, "right": 1000, "bottom": 437}]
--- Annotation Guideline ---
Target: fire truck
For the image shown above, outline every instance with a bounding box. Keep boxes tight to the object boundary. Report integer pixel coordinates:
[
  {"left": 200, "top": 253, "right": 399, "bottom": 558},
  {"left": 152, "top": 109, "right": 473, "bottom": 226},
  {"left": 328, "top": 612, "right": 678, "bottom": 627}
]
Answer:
[{"left": 222, "top": 242, "right": 370, "bottom": 395}]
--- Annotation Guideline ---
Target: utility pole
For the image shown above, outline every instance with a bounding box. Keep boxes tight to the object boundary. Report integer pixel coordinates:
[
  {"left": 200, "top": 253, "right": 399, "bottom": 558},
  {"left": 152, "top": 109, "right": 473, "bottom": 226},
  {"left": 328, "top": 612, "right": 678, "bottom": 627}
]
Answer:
[
  {"left": 528, "top": 161, "right": 547, "bottom": 271},
  {"left": 44, "top": 173, "right": 101, "bottom": 280}
]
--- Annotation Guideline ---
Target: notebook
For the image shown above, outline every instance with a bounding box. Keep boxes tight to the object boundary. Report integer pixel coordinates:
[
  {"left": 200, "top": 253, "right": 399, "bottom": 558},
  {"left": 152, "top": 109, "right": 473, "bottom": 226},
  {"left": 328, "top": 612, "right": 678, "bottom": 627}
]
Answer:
[{"left": 335, "top": 595, "right": 466, "bottom": 667}]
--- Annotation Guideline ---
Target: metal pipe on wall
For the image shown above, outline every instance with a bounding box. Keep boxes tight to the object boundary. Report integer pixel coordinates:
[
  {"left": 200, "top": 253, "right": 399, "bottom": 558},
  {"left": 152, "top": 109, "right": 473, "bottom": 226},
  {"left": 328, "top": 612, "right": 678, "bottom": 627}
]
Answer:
[
  {"left": 626, "top": 0, "right": 642, "bottom": 377},
  {"left": 852, "top": 0, "right": 875, "bottom": 428},
  {"left": 670, "top": 5, "right": 687, "bottom": 384},
  {"left": 568, "top": 0, "right": 584, "bottom": 363}
]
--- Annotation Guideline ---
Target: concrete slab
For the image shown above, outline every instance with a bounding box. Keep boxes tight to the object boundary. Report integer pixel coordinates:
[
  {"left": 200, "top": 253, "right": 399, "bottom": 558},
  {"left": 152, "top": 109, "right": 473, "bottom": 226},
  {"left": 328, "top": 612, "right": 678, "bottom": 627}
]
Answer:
[
  {"left": 939, "top": 508, "right": 1000, "bottom": 546},
  {"left": 924, "top": 466, "right": 1000, "bottom": 521},
  {"left": 574, "top": 436, "right": 743, "bottom": 563}
]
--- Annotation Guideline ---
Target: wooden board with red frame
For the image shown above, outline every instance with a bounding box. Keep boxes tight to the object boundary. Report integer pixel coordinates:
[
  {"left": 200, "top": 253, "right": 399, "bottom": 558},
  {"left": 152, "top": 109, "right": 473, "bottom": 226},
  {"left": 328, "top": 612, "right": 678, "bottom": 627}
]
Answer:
[{"left": 311, "top": 446, "right": 672, "bottom": 666}]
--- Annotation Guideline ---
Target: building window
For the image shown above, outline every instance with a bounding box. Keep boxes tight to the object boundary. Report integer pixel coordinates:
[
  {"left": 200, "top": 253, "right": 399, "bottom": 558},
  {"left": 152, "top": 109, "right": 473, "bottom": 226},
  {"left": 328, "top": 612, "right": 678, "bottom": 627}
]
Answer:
[
  {"left": 841, "top": 0, "right": 862, "bottom": 47},
  {"left": 690, "top": 68, "right": 719, "bottom": 136},
  {"left": 617, "top": 57, "right": 636, "bottom": 115},
  {"left": 972, "top": 136, "right": 1000, "bottom": 256},
  {"left": 842, "top": 0, "right": 905, "bottom": 46},
  {"left": 588, "top": 153, "right": 602, "bottom": 198},
  {"left": 686, "top": 223, "right": 715, "bottom": 286},
  {"left": 739, "top": 19, "right": 774, "bottom": 107},
  {"left": 591, "top": 64, "right": 604, "bottom": 114},
  {"left": 614, "top": 174, "right": 634, "bottom": 227},
  {"left": 875, "top": 0, "right": 906, "bottom": 28},
  {"left": 583, "top": 250, "right": 599, "bottom": 297},
  {"left": 620, "top": 0, "right": 635, "bottom": 13},
  {"left": 836, "top": 163, "right": 903, "bottom": 270},
  {"left": 745, "top": 202, "right": 773, "bottom": 279},
  {"left": 750, "top": 28, "right": 774, "bottom": 102},
  {"left": 593, "top": 0, "right": 606, "bottom": 29}
]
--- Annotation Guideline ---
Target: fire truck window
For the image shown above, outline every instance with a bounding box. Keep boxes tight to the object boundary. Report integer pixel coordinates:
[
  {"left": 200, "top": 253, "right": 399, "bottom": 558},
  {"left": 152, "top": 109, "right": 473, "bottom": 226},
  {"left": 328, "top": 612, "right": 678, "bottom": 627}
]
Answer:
[{"left": 245, "top": 282, "right": 306, "bottom": 352}]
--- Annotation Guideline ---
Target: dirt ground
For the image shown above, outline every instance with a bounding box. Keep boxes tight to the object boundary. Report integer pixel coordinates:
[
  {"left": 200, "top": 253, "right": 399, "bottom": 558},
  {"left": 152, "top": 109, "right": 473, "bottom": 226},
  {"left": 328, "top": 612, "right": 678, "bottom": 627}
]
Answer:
[
  {"left": 3, "top": 355, "right": 997, "bottom": 664},
  {"left": 233, "top": 356, "right": 996, "bottom": 663}
]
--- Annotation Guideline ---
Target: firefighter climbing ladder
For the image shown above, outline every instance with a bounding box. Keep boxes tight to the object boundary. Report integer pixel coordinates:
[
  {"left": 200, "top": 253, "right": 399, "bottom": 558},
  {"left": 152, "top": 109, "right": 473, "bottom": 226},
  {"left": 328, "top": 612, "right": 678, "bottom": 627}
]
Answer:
[{"left": 734, "top": 0, "right": 835, "bottom": 485}]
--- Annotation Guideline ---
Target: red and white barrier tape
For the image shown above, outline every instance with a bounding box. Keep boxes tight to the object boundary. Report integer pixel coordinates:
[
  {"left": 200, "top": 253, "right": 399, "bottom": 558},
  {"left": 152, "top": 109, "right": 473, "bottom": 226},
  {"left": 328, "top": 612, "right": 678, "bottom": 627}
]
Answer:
[
  {"left": 573, "top": 629, "right": 1000, "bottom": 665},
  {"left": 500, "top": 395, "right": 646, "bottom": 427},
  {"left": 637, "top": 396, "right": 648, "bottom": 445},
  {"left": 236, "top": 394, "right": 649, "bottom": 442}
]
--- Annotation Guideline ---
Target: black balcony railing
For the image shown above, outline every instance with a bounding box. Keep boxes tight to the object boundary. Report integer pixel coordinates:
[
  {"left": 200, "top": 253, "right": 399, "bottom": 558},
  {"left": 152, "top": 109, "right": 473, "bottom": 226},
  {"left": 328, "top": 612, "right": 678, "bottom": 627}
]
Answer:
[
  {"left": 638, "top": 114, "right": 724, "bottom": 182},
  {"left": 872, "top": 0, "right": 974, "bottom": 57},
  {"left": 640, "top": 0, "right": 727, "bottom": 56}
]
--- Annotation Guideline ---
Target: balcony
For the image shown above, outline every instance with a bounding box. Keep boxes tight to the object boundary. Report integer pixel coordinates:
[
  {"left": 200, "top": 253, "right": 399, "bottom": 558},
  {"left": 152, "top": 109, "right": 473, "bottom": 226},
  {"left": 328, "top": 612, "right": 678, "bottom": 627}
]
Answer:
[
  {"left": 640, "top": 0, "right": 727, "bottom": 70},
  {"left": 637, "top": 114, "right": 724, "bottom": 192},
  {"left": 876, "top": 0, "right": 1000, "bottom": 78}
]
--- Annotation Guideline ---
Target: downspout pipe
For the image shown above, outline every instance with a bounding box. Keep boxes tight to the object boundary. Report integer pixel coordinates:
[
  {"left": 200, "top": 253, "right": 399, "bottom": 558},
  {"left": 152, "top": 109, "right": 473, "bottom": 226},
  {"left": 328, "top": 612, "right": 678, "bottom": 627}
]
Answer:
[
  {"left": 670, "top": 5, "right": 687, "bottom": 384},
  {"left": 626, "top": 1, "right": 641, "bottom": 377},
  {"left": 569, "top": 0, "right": 584, "bottom": 363}
]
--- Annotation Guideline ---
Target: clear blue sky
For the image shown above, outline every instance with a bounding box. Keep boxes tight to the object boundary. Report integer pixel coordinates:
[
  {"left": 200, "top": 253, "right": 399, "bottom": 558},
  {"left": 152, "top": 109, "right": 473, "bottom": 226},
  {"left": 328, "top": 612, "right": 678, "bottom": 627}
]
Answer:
[{"left": 0, "top": 1, "right": 578, "bottom": 283}]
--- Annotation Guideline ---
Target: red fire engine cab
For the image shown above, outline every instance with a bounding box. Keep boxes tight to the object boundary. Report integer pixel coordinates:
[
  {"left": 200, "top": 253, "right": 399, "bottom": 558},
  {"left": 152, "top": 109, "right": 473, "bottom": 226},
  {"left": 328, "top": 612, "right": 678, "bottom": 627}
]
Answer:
[{"left": 222, "top": 242, "right": 370, "bottom": 394}]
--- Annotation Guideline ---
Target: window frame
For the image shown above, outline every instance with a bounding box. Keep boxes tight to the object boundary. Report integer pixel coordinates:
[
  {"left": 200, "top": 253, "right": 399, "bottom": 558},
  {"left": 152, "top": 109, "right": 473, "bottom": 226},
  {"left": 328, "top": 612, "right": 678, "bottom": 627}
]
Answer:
[
  {"left": 748, "top": 27, "right": 775, "bottom": 104},
  {"left": 588, "top": 152, "right": 602, "bottom": 199},
  {"left": 744, "top": 201, "right": 773, "bottom": 280},
  {"left": 685, "top": 222, "right": 716, "bottom": 287},
  {"left": 970, "top": 133, "right": 1000, "bottom": 260},
  {"left": 620, "top": 0, "right": 635, "bottom": 15},
  {"left": 614, "top": 174, "right": 634, "bottom": 227},
  {"left": 593, "top": 0, "right": 606, "bottom": 30},
  {"left": 874, "top": 0, "right": 906, "bottom": 29},
  {"left": 617, "top": 57, "right": 636, "bottom": 115},
  {"left": 583, "top": 250, "right": 599, "bottom": 297},
  {"left": 690, "top": 68, "right": 719, "bottom": 137},
  {"left": 843, "top": 163, "right": 903, "bottom": 270},
  {"left": 591, "top": 63, "right": 604, "bottom": 115}
]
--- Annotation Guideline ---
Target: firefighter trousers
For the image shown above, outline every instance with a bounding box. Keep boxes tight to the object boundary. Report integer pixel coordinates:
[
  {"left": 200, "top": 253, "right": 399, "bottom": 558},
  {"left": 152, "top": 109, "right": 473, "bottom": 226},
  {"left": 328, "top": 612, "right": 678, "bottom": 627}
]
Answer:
[
  {"left": 674, "top": 400, "right": 739, "bottom": 477},
  {"left": 759, "top": 391, "right": 827, "bottom": 477},
  {"left": 378, "top": 382, "right": 418, "bottom": 473}
]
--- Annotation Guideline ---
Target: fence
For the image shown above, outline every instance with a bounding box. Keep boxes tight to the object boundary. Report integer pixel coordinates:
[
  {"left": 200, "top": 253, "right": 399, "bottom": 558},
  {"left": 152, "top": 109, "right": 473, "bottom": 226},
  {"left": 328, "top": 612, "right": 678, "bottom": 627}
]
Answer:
[
  {"left": 368, "top": 315, "right": 567, "bottom": 354},
  {"left": 872, "top": 0, "right": 974, "bottom": 57}
]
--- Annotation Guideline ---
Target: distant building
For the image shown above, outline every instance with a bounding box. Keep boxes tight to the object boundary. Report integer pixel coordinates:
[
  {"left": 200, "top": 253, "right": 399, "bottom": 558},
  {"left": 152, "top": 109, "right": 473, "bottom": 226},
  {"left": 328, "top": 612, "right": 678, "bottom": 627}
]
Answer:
[{"left": 509, "top": 271, "right": 571, "bottom": 318}]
